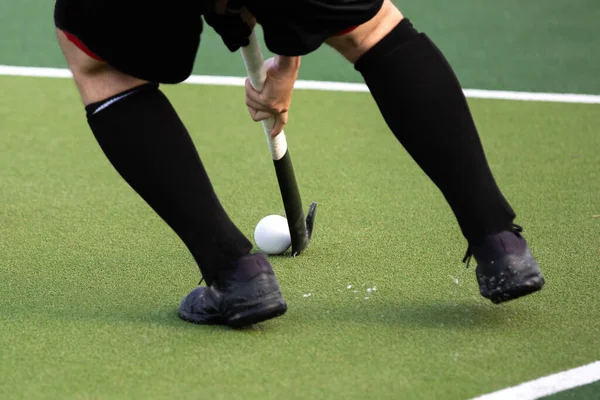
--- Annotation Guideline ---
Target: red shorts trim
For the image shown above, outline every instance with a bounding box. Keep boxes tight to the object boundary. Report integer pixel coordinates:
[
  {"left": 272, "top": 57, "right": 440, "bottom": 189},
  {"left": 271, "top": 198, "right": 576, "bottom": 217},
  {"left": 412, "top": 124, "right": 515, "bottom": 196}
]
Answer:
[
  {"left": 334, "top": 26, "right": 359, "bottom": 36},
  {"left": 63, "top": 31, "right": 104, "bottom": 61}
]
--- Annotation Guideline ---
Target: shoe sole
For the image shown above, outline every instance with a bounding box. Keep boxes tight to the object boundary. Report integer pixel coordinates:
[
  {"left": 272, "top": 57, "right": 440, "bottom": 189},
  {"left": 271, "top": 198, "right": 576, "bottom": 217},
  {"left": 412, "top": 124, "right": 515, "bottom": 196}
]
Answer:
[
  {"left": 178, "top": 294, "right": 288, "bottom": 328},
  {"left": 226, "top": 299, "right": 288, "bottom": 329},
  {"left": 481, "top": 274, "right": 545, "bottom": 304},
  {"left": 477, "top": 250, "right": 545, "bottom": 304}
]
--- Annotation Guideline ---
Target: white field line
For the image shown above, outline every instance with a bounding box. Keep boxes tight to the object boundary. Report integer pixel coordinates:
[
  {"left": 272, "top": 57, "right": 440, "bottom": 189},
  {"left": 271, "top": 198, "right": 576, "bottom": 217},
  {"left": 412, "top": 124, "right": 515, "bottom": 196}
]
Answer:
[
  {"left": 1, "top": 65, "right": 600, "bottom": 104},
  {"left": 471, "top": 361, "right": 600, "bottom": 400}
]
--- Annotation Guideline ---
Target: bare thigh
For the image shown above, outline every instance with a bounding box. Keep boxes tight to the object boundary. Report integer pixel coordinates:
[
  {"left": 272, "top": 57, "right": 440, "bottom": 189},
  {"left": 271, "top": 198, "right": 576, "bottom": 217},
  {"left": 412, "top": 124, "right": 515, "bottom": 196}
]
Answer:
[
  {"left": 325, "top": 0, "right": 404, "bottom": 64},
  {"left": 56, "top": 29, "right": 147, "bottom": 106}
]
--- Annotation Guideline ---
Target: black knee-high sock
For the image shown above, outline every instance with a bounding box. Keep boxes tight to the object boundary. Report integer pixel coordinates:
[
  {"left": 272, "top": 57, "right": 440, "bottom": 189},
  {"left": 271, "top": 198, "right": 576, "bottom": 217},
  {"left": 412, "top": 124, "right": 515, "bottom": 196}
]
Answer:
[
  {"left": 85, "top": 83, "right": 252, "bottom": 284},
  {"left": 355, "top": 19, "right": 515, "bottom": 245}
]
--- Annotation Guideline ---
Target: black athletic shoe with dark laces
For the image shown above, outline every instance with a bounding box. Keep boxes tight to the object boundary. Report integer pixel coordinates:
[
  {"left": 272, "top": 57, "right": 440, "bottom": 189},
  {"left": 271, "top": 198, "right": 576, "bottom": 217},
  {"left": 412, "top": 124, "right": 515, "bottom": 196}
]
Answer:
[
  {"left": 463, "top": 225, "right": 545, "bottom": 304},
  {"left": 178, "top": 253, "right": 287, "bottom": 328}
]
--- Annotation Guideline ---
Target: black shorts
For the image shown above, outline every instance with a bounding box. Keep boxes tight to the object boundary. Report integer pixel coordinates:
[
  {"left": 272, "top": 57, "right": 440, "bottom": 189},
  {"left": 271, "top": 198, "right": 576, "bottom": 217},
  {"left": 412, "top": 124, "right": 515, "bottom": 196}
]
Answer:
[{"left": 54, "top": 0, "right": 383, "bottom": 84}]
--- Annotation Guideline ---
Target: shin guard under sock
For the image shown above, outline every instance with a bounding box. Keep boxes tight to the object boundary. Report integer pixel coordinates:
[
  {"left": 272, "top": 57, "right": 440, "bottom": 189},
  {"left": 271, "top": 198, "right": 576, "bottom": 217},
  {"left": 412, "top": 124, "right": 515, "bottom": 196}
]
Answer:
[
  {"left": 85, "top": 83, "right": 252, "bottom": 284},
  {"left": 355, "top": 19, "right": 516, "bottom": 244}
]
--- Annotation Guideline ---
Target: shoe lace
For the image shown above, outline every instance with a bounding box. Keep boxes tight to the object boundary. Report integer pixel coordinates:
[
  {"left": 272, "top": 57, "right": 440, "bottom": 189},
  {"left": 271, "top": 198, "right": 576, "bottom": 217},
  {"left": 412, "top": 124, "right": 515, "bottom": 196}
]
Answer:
[
  {"left": 462, "top": 224, "right": 523, "bottom": 268},
  {"left": 462, "top": 248, "right": 473, "bottom": 269}
]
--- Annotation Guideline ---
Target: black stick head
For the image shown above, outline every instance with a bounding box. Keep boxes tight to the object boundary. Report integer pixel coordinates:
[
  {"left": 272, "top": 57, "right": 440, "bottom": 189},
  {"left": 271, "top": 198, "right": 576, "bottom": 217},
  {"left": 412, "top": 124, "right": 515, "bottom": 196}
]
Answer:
[
  {"left": 291, "top": 202, "right": 317, "bottom": 257},
  {"left": 306, "top": 202, "right": 317, "bottom": 240}
]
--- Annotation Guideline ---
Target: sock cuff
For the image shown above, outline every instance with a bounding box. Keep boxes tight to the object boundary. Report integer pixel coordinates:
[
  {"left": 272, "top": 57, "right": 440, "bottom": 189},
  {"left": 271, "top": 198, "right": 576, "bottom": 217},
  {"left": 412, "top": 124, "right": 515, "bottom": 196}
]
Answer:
[
  {"left": 85, "top": 82, "right": 159, "bottom": 116},
  {"left": 354, "top": 18, "right": 420, "bottom": 72}
]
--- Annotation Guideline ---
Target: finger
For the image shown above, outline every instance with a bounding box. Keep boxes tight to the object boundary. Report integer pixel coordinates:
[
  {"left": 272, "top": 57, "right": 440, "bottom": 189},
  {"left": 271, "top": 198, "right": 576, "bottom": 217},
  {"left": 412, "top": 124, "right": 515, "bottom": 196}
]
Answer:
[
  {"left": 247, "top": 106, "right": 259, "bottom": 121},
  {"left": 255, "top": 110, "right": 273, "bottom": 122},
  {"left": 246, "top": 106, "right": 271, "bottom": 122},
  {"left": 270, "top": 112, "right": 288, "bottom": 137},
  {"left": 245, "top": 78, "right": 264, "bottom": 104},
  {"left": 241, "top": 9, "right": 257, "bottom": 29},
  {"left": 249, "top": 108, "right": 272, "bottom": 122},
  {"left": 245, "top": 97, "right": 269, "bottom": 112},
  {"left": 245, "top": 78, "right": 281, "bottom": 113}
]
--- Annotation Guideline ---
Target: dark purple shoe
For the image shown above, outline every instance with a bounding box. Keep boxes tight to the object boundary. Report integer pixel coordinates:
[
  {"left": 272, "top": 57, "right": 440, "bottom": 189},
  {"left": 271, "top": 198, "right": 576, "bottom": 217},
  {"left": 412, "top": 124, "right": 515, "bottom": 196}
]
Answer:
[
  {"left": 464, "top": 225, "right": 545, "bottom": 304},
  {"left": 178, "top": 253, "right": 287, "bottom": 328}
]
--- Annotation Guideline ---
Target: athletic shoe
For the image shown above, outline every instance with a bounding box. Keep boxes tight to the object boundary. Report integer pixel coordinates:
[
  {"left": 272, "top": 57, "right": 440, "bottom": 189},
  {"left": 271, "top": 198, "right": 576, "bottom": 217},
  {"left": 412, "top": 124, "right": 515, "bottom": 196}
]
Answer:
[
  {"left": 178, "top": 253, "right": 287, "bottom": 328},
  {"left": 463, "top": 225, "right": 545, "bottom": 304}
]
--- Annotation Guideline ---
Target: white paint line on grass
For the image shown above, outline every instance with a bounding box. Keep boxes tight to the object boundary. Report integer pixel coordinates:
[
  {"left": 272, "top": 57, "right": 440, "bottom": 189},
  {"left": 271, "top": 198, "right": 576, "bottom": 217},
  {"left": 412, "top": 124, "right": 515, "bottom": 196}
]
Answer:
[
  {"left": 0, "top": 65, "right": 73, "bottom": 78},
  {"left": 1, "top": 65, "right": 600, "bottom": 104},
  {"left": 471, "top": 361, "right": 600, "bottom": 400}
]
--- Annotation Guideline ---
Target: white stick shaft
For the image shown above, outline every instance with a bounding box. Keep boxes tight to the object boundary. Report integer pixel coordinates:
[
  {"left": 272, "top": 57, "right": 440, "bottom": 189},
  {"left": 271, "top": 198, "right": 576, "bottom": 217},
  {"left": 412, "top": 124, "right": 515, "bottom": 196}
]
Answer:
[{"left": 240, "top": 31, "right": 288, "bottom": 161}]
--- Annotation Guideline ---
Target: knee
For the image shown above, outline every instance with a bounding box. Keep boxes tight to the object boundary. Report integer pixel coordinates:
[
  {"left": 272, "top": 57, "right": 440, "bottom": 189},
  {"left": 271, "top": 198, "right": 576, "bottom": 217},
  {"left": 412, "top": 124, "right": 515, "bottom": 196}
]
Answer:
[
  {"left": 56, "top": 28, "right": 148, "bottom": 105},
  {"left": 325, "top": 0, "right": 404, "bottom": 64}
]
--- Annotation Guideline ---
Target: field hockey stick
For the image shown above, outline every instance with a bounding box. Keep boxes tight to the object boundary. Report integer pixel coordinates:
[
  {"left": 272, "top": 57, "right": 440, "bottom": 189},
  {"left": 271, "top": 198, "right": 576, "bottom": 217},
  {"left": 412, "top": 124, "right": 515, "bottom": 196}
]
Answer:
[{"left": 240, "top": 30, "right": 317, "bottom": 257}]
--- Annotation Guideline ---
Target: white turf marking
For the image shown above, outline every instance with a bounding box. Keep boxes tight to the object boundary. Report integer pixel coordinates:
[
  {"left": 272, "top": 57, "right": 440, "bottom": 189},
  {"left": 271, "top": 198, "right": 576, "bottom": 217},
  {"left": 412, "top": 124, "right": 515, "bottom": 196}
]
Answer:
[
  {"left": 471, "top": 361, "right": 600, "bottom": 400},
  {"left": 1, "top": 64, "right": 600, "bottom": 104},
  {"left": 0, "top": 65, "right": 73, "bottom": 78}
]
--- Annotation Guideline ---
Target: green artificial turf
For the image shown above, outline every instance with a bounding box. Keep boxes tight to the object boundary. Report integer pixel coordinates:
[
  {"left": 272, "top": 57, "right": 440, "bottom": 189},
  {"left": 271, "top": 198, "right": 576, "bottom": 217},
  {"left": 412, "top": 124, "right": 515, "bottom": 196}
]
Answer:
[{"left": 0, "top": 76, "right": 599, "bottom": 399}]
